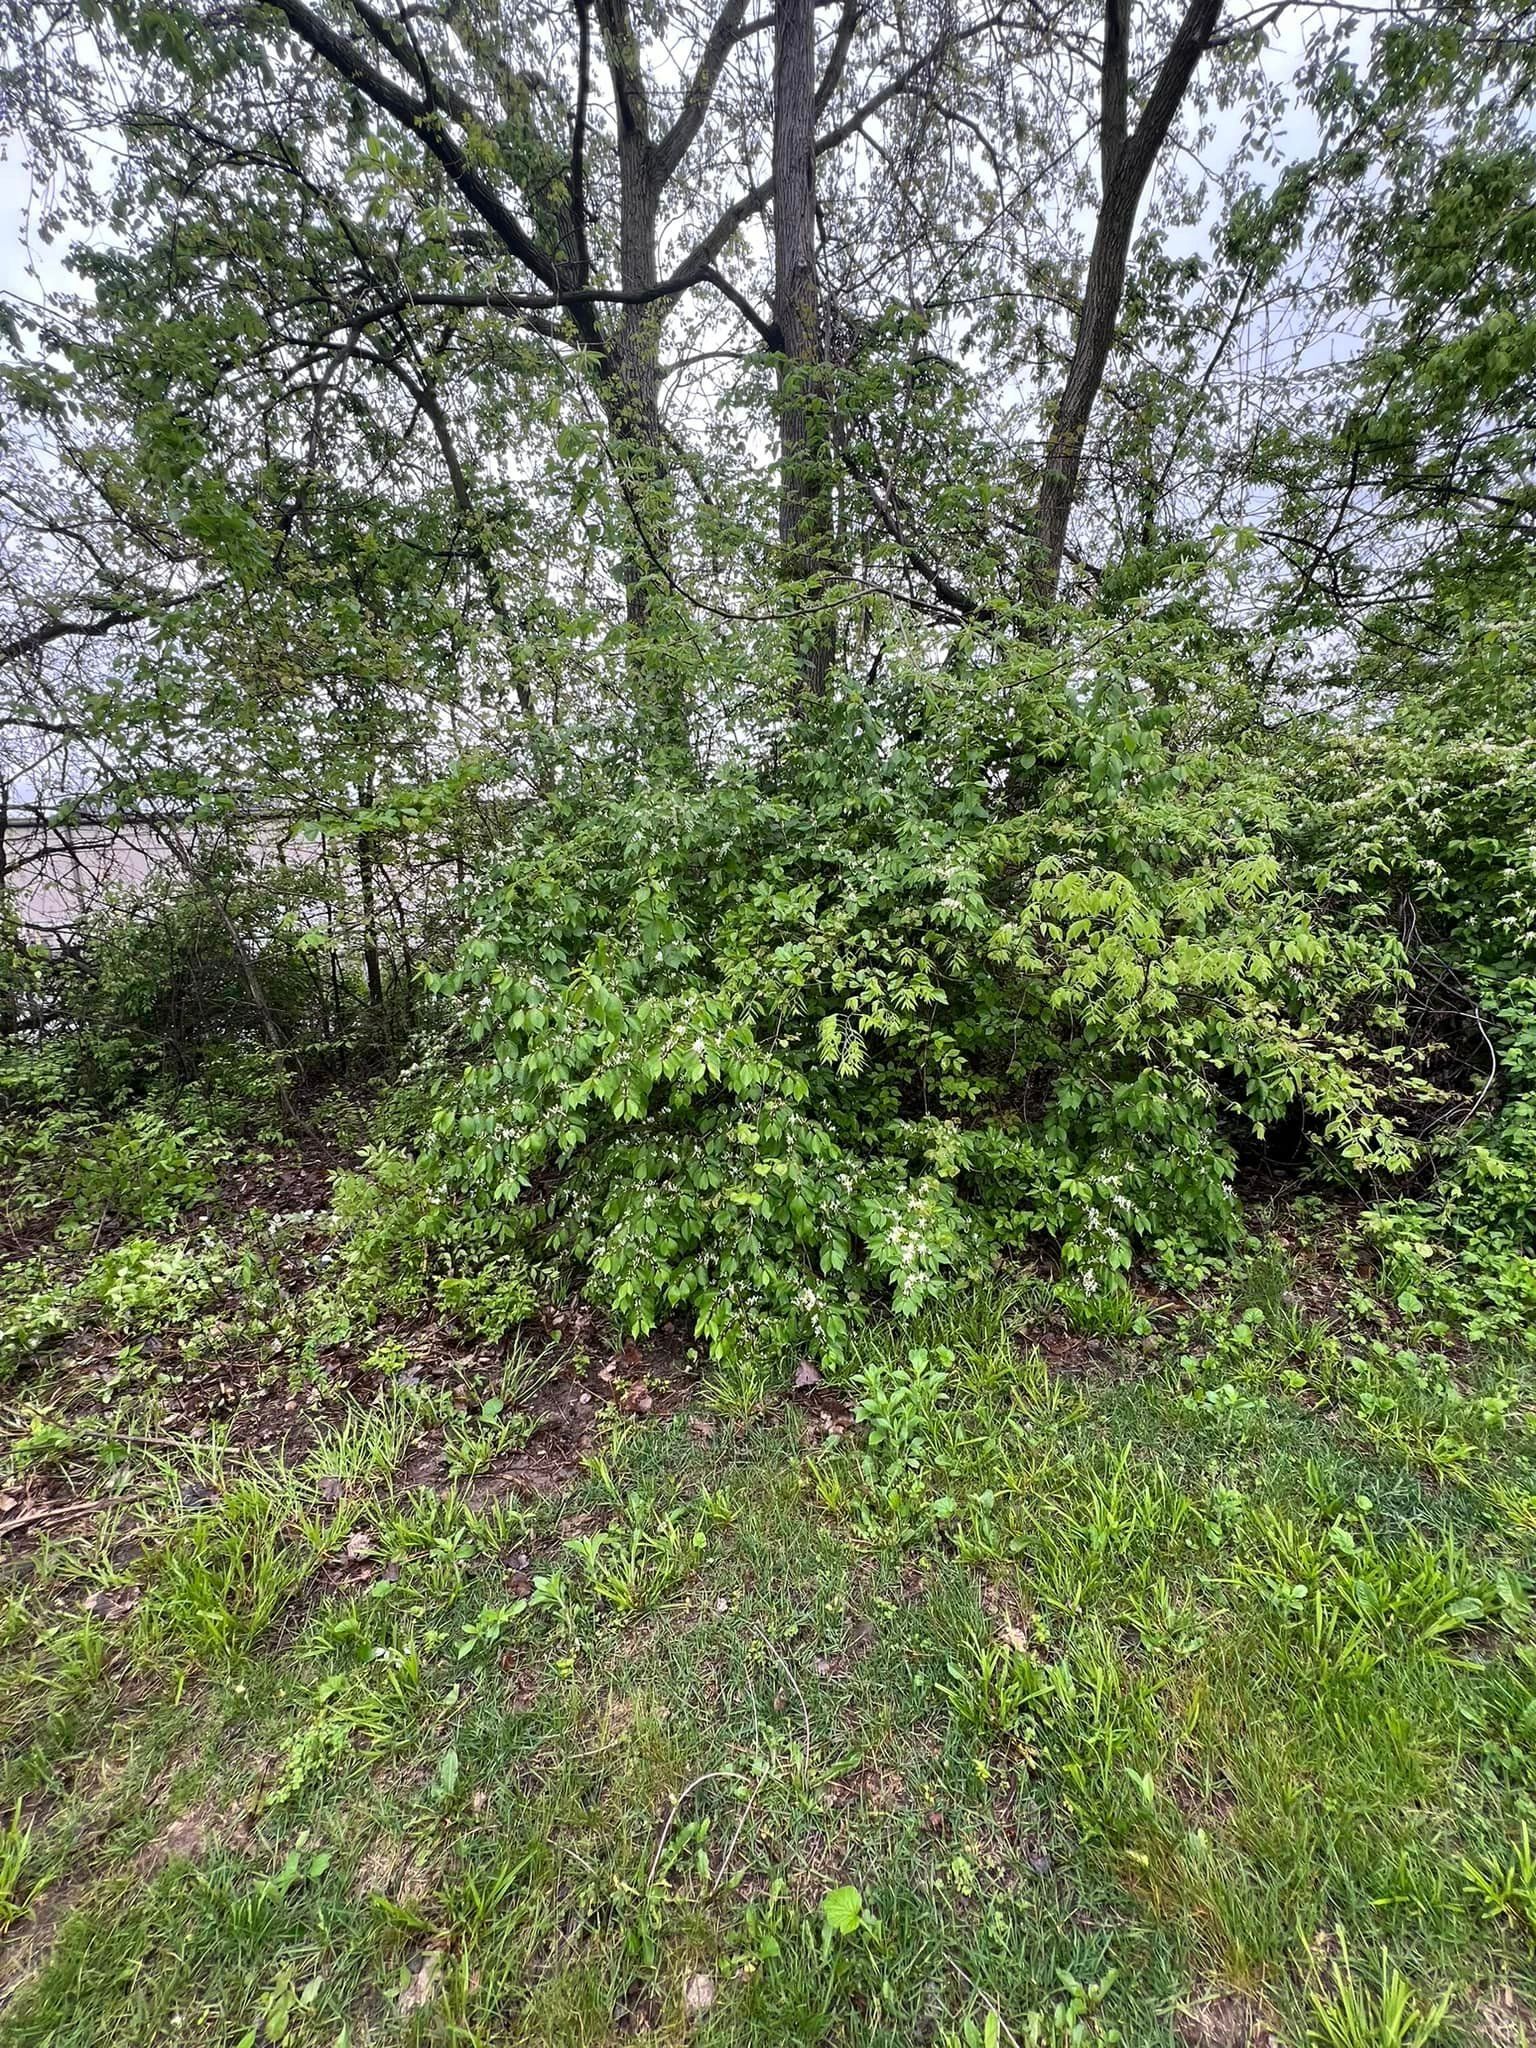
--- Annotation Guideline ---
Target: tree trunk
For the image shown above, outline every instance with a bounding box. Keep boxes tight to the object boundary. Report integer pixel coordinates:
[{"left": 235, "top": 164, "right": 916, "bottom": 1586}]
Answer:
[
  {"left": 1032, "top": 0, "right": 1224, "bottom": 604},
  {"left": 0, "top": 783, "right": 14, "bottom": 1038},
  {"left": 597, "top": 0, "right": 692, "bottom": 765},
  {"left": 774, "top": 0, "right": 835, "bottom": 693},
  {"left": 357, "top": 828, "right": 384, "bottom": 1012}
]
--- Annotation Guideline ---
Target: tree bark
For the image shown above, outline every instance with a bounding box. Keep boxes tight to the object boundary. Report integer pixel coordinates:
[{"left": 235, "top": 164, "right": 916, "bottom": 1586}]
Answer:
[
  {"left": 596, "top": 0, "right": 691, "bottom": 760},
  {"left": 357, "top": 828, "right": 384, "bottom": 1012},
  {"left": 773, "top": 0, "right": 835, "bottom": 693},
  {"left": 1032, "top": 0, "right": 1224, "bottom": 604}
]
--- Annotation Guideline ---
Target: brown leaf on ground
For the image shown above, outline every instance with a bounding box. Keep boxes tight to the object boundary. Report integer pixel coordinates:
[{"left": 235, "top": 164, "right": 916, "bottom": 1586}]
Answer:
[
  {"left": 397, "top": 1949, "right": 445, "bottom": 2017},
  {"left": 683, "top": 1972, "right": 717, "bottom": 2018},
  {"left": 84, "top": 1586, "right": 139, "bottom": 1622}
]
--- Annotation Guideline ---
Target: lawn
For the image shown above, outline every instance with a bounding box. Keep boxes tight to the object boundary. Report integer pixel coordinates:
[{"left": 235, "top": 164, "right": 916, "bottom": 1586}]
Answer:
[{"left": 0, "top": 1090, "right": 1532, "bottom": 2047}]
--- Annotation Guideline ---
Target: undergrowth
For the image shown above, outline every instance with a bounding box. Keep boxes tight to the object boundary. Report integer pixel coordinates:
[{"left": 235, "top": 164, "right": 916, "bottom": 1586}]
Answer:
[{"left": 0, "top": 1069, "right": 1531, "bottom": 2047}]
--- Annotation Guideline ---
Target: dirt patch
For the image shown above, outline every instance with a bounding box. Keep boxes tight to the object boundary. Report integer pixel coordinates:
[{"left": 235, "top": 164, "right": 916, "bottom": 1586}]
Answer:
[
  {"left": 1473, "top": 1986, "right": 1536, "bottom": 2048},
  {"left": 0, "top": 1878, "right": 79, "bottom": 2010},
  {"left": 978, "top": 1575, "right": 1036, "bottom": 1646},
  {"left": 1167, "top": 1764, "right": 1238, "bottom": 1831},
  {"left": 0, "top": 1478, "right": 103, "bottom": 1566},
  {"left": 613, "top": 1980, "right": 663, "bottom": 2035},
  {"left": 468, "top": 1337, "right": 704, "bottom": 1502},
  {"left": 136, "top": 1812, "right": 212, "bottom": 1876},
  {"left": 1014, "top": 1323, "right": 1122, "bottom": 1383},
  {"left": 827, "top": 1762, "right": 906, "bottom": 1812},
  {"left": 1174, "top": 1990, "right": 1278, "bottom": 2048},
  {"left": 355, "top": 1834, "right": 434, "bottom": 1909},
  {"left": 135, "top": 1792, "right": 253, "bottom": 1878}
]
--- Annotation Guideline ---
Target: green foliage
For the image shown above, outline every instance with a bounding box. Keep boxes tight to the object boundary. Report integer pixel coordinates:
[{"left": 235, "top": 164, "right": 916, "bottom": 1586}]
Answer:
[
  {"left": 1459, "top": 1822, "right": 1536, "bottom": 1934},
  {"left": 328, "top": 1147, "right": 447, "bottom": 1319},
  {"left": 428, "top": 661, "right": 1415, "bottom": 1362},
  {"left": 1305, "top": 617, "right": 1536, "bottom": 1340},
  {"left": 78, "top": 1236, "right": 224, "bottom": 1334},
  {"left": 136, "top": 1484, "right": 318, "bottom": 1667},
  {"left": 63, "top": 1110, "right": 227, "bottom": 1227},
  {"left": 435, "top": 1259, "right": 538, "bottom": 1344},
  {"left": 24, "top": 873, "right": 315, "bottom": 1090},
  {"left": 0, "top": 1259, "right": 75, "bottom": 1381},
  {"left": 0, "top": 1802, "right": 34, "bottom": 1930},
  {"left": 565, "top": 1503, "right": 707, "bottom": 1615},
  {"left": 936, "top": 1625, "right": 1048, "bottom": 1737},
  {"left": 1306, "top": 1948, "right": 1450, "bottom": 2048}
]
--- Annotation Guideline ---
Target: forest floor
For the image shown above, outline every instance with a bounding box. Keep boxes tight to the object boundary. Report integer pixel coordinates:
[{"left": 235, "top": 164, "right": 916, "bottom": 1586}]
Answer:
[{"left": 0, "top": 1086, "right": 1533, "bottom": 2048}]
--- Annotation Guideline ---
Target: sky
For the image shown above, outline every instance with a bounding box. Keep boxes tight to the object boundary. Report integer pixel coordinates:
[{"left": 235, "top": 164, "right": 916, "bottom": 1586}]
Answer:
[
  {"left": 0, "top": 124, "right": 111, "bottom": 305},
  {"left": 0, "top": 144, "right": 42, "bottom": 299}
]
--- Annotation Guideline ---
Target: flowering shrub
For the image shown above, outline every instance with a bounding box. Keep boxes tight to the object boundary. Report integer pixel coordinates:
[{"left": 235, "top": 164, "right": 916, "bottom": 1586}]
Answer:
[{"left": 425, "top": 658, "right": 1416, "bottom": 1363}]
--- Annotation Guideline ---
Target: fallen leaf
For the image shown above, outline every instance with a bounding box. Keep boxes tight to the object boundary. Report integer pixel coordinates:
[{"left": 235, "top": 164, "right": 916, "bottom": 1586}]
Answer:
[
  {"left": 85, "top": 1587, "right": 140, "bottom": 1622},
  {"left": 398, "top": 1950, "right": 444, "bottom": 2016},
  {"left": 683, "top": 1972, "right": 716, "bottom": 2017}
]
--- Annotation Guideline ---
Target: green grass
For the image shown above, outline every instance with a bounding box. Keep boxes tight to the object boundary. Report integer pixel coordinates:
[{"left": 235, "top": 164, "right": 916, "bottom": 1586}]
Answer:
[{"left": 0, "top": 1118, "right": 1533, "bottom": 2046}]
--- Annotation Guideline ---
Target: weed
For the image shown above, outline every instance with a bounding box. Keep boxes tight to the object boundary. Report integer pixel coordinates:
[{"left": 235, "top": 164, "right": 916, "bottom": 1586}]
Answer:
[
  {"left": 443, "top": 1393, "right": 537, "bottom": 1478},
  {"left": 937, "top": 1623, "right": 1048, "bottom": 1738},
  {"left": 1306, "top": 1946, "right": 1451, "bottom": 2048},
  {"left": 0, "top": 1260, "right": 75, "bottom": 1379},
  {"left": 0, "top": 1801, "right": 34, "bottom": 1928},
  {"left": 1460, "top": 1822, "right": 1536, "bottom": 1933},
  {"left": 436, "top": 1256, "right": 539, "bottom": 1342},
  {"left": 137, "top": 1485, "right": 319, "bottom": 1667},
  {"left": 566, "top": 1509, "right": 706, "bottom": 1614},
  {"left": 64, "top": 1110, "right": 226, "bottom": 1228},
  {"left": 80, "top": 1236, "right": 224, "bottom": 1333}
]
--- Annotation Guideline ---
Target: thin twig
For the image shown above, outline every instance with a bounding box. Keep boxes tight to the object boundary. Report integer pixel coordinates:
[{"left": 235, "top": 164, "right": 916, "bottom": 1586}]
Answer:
[
  {"left": 950, "top": 1963, "right": 1024, "bottom": 2048},
  {"left": 0, "top": 1498, "right": 102, "bottom": 1539},
  {"left": 757, "top": 1625, "right": 814, "bottom": 1767},
  {"left": 710, "top": 1770, "right": 769, "bottom": 1898},
  {"left": 645, "top": 1769, "right": 740, "bottom": 1892}
]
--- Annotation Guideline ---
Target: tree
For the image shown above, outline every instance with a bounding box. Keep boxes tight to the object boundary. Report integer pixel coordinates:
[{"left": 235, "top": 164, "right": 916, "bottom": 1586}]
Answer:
[{"left": 772, "top": 0, "right": 835, "bottom": 690}]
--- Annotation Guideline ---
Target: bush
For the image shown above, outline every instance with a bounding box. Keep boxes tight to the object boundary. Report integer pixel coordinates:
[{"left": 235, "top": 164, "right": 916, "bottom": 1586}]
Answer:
[
  {"left": 64, "top": 1110, "right": 227, "bottom": 1227},
  {"left": 329, "top": 1147, "right": 450, "bottom": 1319},
  {"left": 1301, "top": 623, "right": 1536, "bottom": 1345},
  {"left": 0, "top": 1259, "right": 75, "bottom": 1381},
  {"left": 425, "top": 656, "right": 1416, "bottom": 1364},
  {"left": 327, "top": 1143, "right": 539, "bottom": 1339},
  {"left": 79, "top": 1237, "right": 224, "bottom": 1333},
  {"left": 0, "top": 858, "right": 371, "bottom": 1115}
]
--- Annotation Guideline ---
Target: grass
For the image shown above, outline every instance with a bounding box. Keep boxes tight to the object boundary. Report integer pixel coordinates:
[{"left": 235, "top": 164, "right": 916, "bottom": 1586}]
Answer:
[{"left": 0, "top": 1100, "right": 1533, "bottom": 2046}]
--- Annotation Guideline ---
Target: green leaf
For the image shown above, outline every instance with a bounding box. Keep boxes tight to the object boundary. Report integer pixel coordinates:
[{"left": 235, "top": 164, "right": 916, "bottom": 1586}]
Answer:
[{"left": 820, "top": 1884, "right": 863, "bottom": 1935}]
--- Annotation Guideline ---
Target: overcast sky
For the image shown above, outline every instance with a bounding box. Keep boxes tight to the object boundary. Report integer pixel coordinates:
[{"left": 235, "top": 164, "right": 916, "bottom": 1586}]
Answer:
[{"left": 0, "top": 124, "right": 114, "bottom": 303}]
